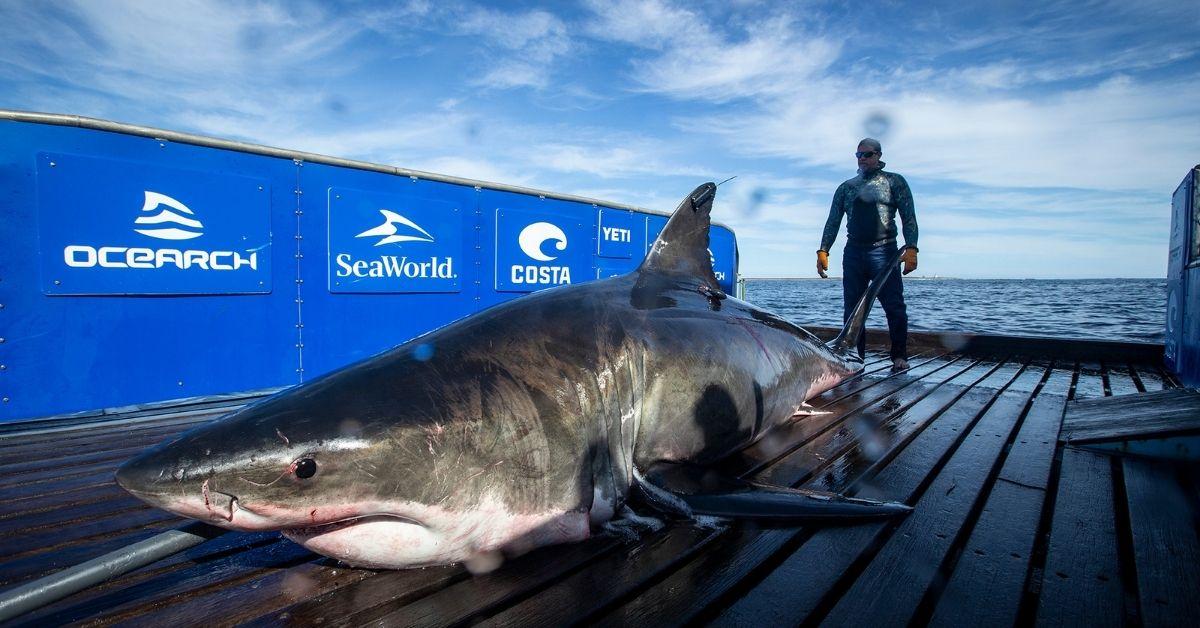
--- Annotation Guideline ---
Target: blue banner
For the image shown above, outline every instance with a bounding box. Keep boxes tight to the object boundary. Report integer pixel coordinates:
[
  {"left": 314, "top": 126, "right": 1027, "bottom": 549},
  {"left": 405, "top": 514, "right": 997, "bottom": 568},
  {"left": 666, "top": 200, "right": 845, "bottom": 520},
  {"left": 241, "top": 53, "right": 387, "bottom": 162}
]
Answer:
[
  {"left": 327, "top": 187, "right": 464, "bottom": 293},
  {"left": 37, "top": 152, "right": 271, "bottom": 295},
  {"left": 597, "top": 208, "right": 639, "bottom": 259},
  {"left": 709, "top": 226, "right": 737, "bottom": 293},
  {"left": 495, "top": 206, "right": 590, "bottom": 292}
]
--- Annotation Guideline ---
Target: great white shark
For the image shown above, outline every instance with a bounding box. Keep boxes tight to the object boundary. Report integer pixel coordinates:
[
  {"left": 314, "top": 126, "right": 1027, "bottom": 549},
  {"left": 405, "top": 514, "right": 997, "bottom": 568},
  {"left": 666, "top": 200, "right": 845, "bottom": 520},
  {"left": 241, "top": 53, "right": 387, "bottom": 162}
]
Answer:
[{"left": 116, "top": 182, "right": 910, "bottom": 569}]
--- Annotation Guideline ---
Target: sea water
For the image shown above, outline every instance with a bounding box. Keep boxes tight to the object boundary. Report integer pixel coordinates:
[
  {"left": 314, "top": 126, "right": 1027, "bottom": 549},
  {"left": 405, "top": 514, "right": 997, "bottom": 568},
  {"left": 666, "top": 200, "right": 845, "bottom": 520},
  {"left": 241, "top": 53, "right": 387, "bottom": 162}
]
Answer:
[{"left": 744, "top": 278, "right": 1166, "bottom": 344}]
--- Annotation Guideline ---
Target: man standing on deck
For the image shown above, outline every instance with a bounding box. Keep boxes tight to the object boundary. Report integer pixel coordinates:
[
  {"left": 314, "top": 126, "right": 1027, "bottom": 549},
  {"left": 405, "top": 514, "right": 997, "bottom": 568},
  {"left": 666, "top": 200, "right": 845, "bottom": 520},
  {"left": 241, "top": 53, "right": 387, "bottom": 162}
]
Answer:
[{"left": 817, "top": 138, "right": 919, "bottom": 370}]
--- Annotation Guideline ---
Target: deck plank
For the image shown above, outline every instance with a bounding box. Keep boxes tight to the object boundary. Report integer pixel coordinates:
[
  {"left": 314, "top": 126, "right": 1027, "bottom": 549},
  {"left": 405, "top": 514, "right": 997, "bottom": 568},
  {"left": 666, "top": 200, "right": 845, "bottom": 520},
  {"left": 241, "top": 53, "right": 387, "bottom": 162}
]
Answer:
[
  {"left": 927, "top": 394, "right": 1065, "bottom": 625},
  {"left": 1104, "top": 362, "right": 1141, "bottom": 397},
  {"left": 1074, "top": 362, "right": 1106, "bottom": 399},
  {"left": 757, "top": 357, "right": 985, "bottom": 488},
  {"left": 377, "top": 530, "right": 700, "bottom": 627},
  {"left": 0, "top": 507, "right": 180, "bottom": 562},
  {"left": 6, "top": 530, "right": 279, "bottom": 618},
  {"left": 1131, "top": 365, "right": 1168, "bottom": 392},
  {"left": 240, "top": 563, "right": 464, "bottom": 627},
  {"left": 1036, "top": 447, "right": 1123, "bottom": 627},
  {"left": 721, "top": 354, "right": 957, "bottom": 479},
  {"left": 15, "top": 538, "right": 312, "bottom": 626},
  {"left": 817, "top": 388, "right": 1035, "bottom": 625},
  {"left": 0, "top": 409, "right": 230, "bottom": 446},
  {"left": 704, "top": 389, "right": 1016, "bottom": 625},
  {"left": 0, "top": 480, "right": 128, "bottom": 517},
  {"left": 0, "top": 415, "right": 219, "bottom": 465},
  {"left": 1123, "top": 458, "right": 1200, "bottom": 625},
  {"left": 1062, "top": 389, "right": 1200, "bottom": 444}
]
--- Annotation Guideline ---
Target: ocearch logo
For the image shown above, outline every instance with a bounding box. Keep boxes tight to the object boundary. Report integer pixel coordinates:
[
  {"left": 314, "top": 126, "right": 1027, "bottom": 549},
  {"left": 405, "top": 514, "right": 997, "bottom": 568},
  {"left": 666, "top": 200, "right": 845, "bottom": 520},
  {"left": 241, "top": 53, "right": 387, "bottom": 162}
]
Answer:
[
  {"left": 134, "top": 191, "right": 204, "bottom": 240},
  {"left": 356, "top": 209, "right": 435, "bottom": 246},
  {"left": 708, "top": 248, "right": 726, "bottom": 282},
  {"left": 511, "top": 221, "right": 570, "bottom": 285},
  {"left": 61, "top": 190, "right": 257, "bottom": 271}
]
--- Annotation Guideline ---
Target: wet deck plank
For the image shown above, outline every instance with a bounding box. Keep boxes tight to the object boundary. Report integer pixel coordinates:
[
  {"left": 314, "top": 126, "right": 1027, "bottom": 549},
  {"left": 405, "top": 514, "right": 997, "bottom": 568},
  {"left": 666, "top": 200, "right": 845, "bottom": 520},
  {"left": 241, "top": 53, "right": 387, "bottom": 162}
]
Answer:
[
  {"left": 1062, "top": 388, "right": 1200, "bottom": 444},
  {"left": 0, "top": 348, "right": 1194, "bottom": 627},
  {"left": 1123, "top": 457, "right": 1200, "bottom": 625},
  {"left": 1036, "top": 447, "right": 1124, "bottom": 627}
]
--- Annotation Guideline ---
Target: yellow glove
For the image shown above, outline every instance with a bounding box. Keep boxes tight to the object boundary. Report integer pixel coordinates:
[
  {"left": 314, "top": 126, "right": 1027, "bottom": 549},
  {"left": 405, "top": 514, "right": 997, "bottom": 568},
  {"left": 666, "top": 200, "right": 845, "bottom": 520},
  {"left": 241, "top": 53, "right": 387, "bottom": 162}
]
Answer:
[
  {"left": 816, "top": 250, "right": 829, "bottom": 278},
  {"left": 901, "top": 248, "right": 918, "bottom": 275}
]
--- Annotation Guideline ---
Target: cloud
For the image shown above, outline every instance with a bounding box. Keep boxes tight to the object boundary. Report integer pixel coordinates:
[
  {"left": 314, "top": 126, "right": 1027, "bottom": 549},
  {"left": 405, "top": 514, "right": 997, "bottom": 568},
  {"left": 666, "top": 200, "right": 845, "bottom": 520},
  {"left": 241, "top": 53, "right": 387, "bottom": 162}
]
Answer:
[
  {"left": 585, "top": 1, "right": 841, "bottom": 101},
  {"left": 452, "top": 5, "right": 571, "bottom": 89},
  {"left": 685, "top": 73, "right": 1199, "bottom": 193}
]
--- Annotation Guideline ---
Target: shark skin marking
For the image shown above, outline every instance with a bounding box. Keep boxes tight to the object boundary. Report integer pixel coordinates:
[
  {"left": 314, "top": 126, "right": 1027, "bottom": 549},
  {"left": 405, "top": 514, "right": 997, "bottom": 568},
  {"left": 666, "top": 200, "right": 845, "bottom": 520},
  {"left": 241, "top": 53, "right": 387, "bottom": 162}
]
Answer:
[{"left": 115, "top": 182, "right": 908, "bottom": 570}]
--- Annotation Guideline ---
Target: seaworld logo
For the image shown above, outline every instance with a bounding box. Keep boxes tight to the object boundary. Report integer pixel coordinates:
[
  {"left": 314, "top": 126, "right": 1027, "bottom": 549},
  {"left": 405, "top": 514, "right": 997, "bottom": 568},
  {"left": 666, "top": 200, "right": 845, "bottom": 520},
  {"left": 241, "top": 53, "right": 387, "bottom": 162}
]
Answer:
[
  {"left": 356, "top": 209, "right": 435, "bottom": 246},
  {"left": 333, "top": 208, "right": 457, "bottom": 282},
  {"left": 335, "top": 255, "right": 455, "bottom": 279},
  {"left": 512, "top": 222, "right": 571, "bottom": 285}
]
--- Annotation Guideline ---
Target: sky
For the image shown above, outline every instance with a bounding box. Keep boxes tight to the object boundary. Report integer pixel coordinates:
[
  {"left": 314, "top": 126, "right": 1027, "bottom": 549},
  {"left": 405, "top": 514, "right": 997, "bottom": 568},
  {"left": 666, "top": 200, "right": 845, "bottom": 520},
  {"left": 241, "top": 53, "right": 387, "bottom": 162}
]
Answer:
[{"left": 1, "top": 0, "right": 1196, "bottom": 279}]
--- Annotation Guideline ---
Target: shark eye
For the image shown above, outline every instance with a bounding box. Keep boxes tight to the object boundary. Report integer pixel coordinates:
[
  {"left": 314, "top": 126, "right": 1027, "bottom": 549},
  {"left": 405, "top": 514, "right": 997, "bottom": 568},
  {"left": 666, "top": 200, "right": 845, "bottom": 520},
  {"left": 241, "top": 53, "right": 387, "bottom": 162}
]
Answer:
[{"left": 294, "top": 458, "right": 317, "bottom": 479}]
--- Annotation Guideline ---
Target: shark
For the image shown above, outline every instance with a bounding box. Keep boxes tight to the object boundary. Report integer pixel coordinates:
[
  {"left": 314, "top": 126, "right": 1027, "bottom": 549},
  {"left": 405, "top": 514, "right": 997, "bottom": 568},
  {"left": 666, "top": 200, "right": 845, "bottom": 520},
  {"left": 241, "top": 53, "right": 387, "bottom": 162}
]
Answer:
[{"left": 115, "top": 182, "right": 910, "bottom": 569}]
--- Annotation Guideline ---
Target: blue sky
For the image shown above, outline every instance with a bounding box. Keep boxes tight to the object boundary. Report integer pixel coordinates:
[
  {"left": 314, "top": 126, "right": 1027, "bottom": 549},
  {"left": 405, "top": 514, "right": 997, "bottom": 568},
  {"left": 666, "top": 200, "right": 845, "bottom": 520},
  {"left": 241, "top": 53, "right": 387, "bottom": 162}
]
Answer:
[{"left": 1, "top": 0, "right": 1196, "bottom": 278}]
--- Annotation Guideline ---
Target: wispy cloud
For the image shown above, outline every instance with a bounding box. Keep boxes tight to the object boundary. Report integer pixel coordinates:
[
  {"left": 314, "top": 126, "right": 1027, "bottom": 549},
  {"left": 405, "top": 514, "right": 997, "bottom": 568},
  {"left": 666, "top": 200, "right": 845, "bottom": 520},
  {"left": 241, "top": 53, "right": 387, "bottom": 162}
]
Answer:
[{"left": 585, "top": 1, "right": 840, "bottom": 100}]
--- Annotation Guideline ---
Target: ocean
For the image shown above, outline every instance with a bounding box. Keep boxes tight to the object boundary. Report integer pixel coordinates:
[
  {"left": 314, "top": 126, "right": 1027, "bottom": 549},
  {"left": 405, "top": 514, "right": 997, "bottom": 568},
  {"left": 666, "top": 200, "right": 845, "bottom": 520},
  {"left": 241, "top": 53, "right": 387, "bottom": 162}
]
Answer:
[{"left": 743, "top": 278, "right": 1167, "bottom": 344}]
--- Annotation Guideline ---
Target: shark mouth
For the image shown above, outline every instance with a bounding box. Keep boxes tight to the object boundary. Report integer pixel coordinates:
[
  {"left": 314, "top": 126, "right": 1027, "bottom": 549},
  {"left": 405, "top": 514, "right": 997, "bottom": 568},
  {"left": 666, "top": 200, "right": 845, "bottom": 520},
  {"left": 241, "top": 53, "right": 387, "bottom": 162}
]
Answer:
[{"left": 284, "top": 513, "right": 426, "bottom": 538}]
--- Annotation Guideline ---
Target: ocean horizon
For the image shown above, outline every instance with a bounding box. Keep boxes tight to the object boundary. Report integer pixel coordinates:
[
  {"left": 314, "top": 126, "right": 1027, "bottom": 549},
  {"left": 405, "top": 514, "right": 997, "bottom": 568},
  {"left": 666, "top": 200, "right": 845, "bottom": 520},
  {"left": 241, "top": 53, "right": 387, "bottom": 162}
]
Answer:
[{"left": 743, "top": 277, "right": 1167, "bottom": 344}]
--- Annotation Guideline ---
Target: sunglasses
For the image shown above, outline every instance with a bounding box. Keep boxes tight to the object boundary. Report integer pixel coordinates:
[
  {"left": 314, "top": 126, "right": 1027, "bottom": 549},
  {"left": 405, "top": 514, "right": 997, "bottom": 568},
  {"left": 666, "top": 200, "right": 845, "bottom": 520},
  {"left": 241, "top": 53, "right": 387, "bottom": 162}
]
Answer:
[{"left": 855, "top": 151, "right": 878, "bottom": 158}]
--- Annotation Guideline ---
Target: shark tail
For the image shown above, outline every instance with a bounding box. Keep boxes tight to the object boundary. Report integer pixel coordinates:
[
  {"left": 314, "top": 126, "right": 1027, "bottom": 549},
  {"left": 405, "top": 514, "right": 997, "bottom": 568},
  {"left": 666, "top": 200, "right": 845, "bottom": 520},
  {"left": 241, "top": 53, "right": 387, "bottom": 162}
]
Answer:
[{"left": 827, "top": 245, "right": 911, "bottom": 359}]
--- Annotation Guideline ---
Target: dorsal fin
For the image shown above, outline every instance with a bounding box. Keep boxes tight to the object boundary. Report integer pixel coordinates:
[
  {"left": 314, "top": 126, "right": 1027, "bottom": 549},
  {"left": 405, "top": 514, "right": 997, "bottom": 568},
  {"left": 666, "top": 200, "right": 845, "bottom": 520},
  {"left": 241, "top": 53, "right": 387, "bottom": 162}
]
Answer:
[{"left": 637, "top": 182, "right": 722, "bottom": 290}]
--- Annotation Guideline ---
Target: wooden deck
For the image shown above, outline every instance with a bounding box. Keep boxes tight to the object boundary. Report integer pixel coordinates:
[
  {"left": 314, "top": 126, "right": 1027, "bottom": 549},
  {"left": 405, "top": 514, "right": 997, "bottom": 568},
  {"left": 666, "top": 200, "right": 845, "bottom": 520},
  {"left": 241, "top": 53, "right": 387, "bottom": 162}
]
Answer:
[{"left": 1, "top": 347, "right": 1198, "bottom": 626}]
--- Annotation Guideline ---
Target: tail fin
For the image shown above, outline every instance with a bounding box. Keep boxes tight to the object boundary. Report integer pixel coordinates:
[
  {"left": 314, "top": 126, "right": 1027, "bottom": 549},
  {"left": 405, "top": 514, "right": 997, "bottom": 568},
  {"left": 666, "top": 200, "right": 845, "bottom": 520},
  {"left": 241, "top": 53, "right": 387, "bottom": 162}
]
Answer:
[{"left": 828, "top": 245, "right": 910, "bottom": 357}]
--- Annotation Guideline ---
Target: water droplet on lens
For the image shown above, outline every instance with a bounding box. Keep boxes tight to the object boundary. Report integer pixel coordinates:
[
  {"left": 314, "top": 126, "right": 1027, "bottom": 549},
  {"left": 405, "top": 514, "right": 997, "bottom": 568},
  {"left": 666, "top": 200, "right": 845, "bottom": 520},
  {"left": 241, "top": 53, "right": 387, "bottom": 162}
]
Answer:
[
  {"left": 863, "top": 111, "right": 891, "bottom": 138},
  {"left": 414, "top": 343, "right": 435, "bottom": 361}
]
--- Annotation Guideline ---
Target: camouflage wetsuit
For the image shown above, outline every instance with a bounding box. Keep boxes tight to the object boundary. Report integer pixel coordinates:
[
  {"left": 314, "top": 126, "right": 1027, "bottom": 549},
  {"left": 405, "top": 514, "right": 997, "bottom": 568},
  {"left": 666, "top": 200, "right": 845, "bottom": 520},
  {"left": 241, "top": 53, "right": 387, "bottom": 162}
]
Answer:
[{"left": 820, "top": 169, "right": 918, "bottom": 359}]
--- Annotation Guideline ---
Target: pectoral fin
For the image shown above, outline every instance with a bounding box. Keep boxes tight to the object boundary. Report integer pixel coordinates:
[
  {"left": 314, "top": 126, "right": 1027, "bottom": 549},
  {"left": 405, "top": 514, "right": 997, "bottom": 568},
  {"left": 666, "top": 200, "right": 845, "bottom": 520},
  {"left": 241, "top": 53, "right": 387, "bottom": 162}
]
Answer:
[{"left": 635, "top": 462, "right": 911, "bottom": 523}]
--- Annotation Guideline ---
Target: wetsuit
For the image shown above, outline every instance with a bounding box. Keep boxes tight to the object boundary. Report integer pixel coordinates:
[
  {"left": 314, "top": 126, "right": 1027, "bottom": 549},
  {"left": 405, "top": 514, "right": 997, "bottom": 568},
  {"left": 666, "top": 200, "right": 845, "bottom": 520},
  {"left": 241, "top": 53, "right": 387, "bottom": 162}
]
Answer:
[{"left": 820, "top": 169, "right": 918, "bottom": 359}]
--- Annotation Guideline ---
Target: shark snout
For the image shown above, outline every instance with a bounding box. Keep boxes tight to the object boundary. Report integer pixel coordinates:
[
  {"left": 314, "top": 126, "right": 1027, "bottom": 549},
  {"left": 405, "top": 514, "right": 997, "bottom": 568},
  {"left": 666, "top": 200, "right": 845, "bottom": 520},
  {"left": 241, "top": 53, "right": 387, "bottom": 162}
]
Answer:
[{"left": 115, "top": 449, "right": 241, "bottom": 525}]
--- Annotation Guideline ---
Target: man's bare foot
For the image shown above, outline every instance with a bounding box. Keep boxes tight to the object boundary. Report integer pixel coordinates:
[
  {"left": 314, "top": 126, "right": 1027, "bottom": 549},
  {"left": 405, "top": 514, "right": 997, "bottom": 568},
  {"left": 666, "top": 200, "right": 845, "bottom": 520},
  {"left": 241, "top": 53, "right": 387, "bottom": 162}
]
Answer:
[{"left": 892, "top": 357, "right": 909, "bottom": 371}]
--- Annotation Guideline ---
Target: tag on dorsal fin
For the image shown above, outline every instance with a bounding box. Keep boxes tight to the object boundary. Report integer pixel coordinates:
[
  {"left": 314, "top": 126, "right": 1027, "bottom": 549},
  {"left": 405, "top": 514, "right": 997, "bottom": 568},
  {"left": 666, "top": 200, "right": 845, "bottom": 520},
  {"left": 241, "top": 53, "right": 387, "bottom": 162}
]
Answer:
[{"left": 637, "top": 182, "right": 723, "bottom": 291}]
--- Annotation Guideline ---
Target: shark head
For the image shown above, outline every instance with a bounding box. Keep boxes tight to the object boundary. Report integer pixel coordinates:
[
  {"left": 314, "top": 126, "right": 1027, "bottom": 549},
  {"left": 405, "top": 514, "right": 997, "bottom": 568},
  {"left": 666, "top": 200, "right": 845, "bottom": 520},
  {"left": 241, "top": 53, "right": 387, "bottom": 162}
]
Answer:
[
  {"left": 115, "top": 345, "right": 591, "bottom": 569},
  {"left": 115, "top": 391, "right": 443, "bottom": 567}
]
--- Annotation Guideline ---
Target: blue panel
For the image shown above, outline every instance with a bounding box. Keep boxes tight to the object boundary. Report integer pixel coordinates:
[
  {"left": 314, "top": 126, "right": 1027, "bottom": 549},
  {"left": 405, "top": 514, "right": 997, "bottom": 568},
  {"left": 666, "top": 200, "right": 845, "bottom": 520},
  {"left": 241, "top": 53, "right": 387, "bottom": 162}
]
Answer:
[
  {"left": 297, "top": 166, "right": 479, "bottom": 378},
  {"left": 495, "top": 203, "right": 591, "bottom": 293},
  {"left": 710, "top": 225, "right": 738, "bottom": 293},
  {"left": 597, "top": 208, "right": 640, "bottom": 258},
  {"left": 1177, "top": 169, "right": 1200, "bottom": 386},
  {"left": 1182, "top": 268, "right": 1200, "bottom": 386},
  {"left": 37, "top": 152, "right": 271, "bottom": 295},
  {"left": 1167, "top": 170, "right": 1193, "bottom": 373},
  {"left": 328, "top": 186, "right": 464, "bottom": 293},
  {"left": 0, "top": 120, "right": 299, "bottom": 421}
]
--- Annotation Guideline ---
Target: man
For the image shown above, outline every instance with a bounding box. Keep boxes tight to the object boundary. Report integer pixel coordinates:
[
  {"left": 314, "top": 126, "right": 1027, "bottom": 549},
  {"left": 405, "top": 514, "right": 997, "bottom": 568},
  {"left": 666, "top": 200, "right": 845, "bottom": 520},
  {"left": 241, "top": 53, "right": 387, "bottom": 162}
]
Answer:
[{"left": 817, "top": 138, "right": 918, "bottom": 370}]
